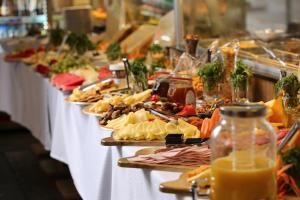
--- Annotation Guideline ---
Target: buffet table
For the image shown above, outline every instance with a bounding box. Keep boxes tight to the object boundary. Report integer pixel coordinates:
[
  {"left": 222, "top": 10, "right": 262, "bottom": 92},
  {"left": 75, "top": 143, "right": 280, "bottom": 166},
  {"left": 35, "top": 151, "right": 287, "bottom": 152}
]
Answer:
[{"left": 0, "top": 56, "right": 191, "bottom": 200}]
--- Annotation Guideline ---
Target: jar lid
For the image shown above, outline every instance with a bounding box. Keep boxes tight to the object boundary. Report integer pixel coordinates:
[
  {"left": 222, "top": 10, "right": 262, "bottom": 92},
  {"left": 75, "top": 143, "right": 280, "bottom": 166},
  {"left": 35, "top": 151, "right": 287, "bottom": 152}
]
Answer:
[
  {"left": 109, "top": 63, "right": 125, "bottom": 71},
  {"left": 220, "top": 104, "right": 266, "bottom": 118}
]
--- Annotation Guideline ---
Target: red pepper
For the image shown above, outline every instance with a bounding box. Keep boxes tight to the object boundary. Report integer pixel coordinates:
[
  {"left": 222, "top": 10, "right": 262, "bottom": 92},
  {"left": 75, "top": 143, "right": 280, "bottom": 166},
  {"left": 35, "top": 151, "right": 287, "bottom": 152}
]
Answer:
[
  {"left": 150, "top": 94, "right": 160, "bottom": 102},
  {"left": 176, "top": 104, "right": 196, "bottom": 116}
]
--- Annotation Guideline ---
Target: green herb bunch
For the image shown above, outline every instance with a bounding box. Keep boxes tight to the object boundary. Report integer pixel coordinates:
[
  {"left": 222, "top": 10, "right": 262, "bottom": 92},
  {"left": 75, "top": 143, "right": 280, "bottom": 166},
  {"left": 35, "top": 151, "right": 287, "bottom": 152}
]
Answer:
[
  {"left": 49, "top": 25, "right": 65, "bottom": 47},
  {"left": 282, "top": 148, "right": 300, "bottom": 187},
  {"left": 149, "top": 44, "right": 164, "bottom": 54},
  {"left": 66, "top": 33, "right": 95, "bottom": 55},
  {"left": 129, "top": 58, "right": 148, "bottom": 90},
  {"left": 230, "top": 60, "right": 253, "bottom": 90},
  {"left": 275, "top": 74, "right": 300, "bottom": 108},
  {"left": 105, "top": 42, "right": 122, "bottom": 61},
  {"left": 198, "top": 60, "right": 224, "bottom": 91}
]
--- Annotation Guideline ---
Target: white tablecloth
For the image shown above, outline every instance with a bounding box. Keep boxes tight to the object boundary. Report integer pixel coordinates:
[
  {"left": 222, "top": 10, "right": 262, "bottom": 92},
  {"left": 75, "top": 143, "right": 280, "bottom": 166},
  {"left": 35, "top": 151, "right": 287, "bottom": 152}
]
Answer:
[
  {"left": 0, "top": 59, "right": 51, "bottom": 149},
  {"left": 0, "top": 57, "right": 192, "bottom": 200}
]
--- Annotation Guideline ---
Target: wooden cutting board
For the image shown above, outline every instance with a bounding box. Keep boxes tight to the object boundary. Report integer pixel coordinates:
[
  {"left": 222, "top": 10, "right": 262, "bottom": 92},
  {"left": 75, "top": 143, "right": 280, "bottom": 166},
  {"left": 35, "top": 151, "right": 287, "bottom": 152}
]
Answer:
[
  {"left": 101, "top": 136, "right": 165, "bottom": 146},
  {"left": 160, "top": 172, "right": 300, "bottom": 199},
  {"left": 160, "top": 172, "right": 208, "bottom": 196},
  {"left": 118, "top": 147, "right": 196, "bottom": 172}
]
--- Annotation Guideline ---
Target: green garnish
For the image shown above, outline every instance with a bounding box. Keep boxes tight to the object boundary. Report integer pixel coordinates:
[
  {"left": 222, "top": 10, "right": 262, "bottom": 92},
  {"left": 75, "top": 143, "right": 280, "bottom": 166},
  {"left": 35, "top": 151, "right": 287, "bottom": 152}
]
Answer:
[
  {"left": 198, "top": 61, "right": 224, "bottom": 91},
  {"left": 149, "top": 44, "right": 164, "bottom": 54},
  {"left": 282, "top": 148, "right": 300, "bottom": 187},
  {"left": 66, "top": 33, "right": 95, "bottom": 55},
  {"left": 129, "top": 58, "right": 148, "bottom": 90},
  {"left": 49, "top": 25, "right": 65, "bottom": 47},
  {"left": 105, "top": 42, "right": 122, "bottom": 61},
  {"left": 230, "top": 60, "right": 253, "bottom": 90},
  {"left": 275, "top": 74, "right": 300, "bottom": 108}
]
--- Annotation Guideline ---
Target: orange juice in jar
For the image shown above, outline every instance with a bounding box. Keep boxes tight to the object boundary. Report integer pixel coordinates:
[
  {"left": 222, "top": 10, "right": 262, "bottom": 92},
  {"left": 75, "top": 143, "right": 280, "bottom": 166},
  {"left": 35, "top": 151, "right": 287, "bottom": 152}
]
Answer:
[
  {"left": 211, "top": 154, "right": 276, "bottom": 200},
  {"left": 210, "top": 105, "right": 277, "bottom": 200}
]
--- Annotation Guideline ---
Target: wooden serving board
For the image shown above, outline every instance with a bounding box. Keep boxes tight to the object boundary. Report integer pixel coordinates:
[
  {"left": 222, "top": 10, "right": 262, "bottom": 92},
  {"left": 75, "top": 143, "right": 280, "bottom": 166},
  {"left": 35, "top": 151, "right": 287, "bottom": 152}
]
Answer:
[
  {"left": 160, "top": 173, "right": 300, "bottom": 199},
  {"left": 160, "top": 172, "right": 208, "bottom": 196},
  {"left": 101, "top": 136, "right": 164, "bottom": 146},
  {"left": 118, "top": 148, "right": 196, "bottom": 172}
]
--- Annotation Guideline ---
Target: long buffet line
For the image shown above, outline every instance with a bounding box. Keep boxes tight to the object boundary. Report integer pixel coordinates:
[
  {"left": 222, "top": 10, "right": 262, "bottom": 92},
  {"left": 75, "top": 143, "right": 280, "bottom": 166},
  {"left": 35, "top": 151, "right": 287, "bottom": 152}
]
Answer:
[{"left": 1, "top": 28, "right": 300, "bottom": 200}]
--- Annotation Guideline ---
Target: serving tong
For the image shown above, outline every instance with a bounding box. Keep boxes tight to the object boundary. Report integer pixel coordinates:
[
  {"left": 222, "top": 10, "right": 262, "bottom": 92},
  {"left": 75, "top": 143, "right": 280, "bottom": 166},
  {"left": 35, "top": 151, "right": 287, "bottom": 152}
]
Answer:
[
  {"left": 278, "top": 120, "right": 300, "bottom": 152},
  {"left": 149, "top": 108, "right": 178, "bottom": 124}
]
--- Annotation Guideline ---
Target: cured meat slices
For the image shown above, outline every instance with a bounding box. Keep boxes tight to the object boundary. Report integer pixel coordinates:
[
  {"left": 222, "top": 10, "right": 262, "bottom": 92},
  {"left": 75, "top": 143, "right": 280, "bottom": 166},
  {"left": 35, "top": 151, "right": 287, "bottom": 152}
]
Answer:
[{"left": 128, "top": 146, "right": 211, "bottom": 167}]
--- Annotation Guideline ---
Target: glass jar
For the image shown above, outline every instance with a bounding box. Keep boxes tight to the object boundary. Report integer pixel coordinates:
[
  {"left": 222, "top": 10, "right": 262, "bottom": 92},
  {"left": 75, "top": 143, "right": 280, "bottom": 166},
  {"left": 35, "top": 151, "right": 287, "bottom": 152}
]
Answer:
[
  {"left": 109, "top": 63, "right": 126, "bottom": 85},
  {"left": 220, "top": 41, "right": 239, "bottom": 100},
  {"left": 167, "top": 77, "right": 196, "bottom": 106},
  {"left": 210, "top": 105, "right": 277, "bottom": 200},
  {"left": 202, "top": 79, "right": 220, "bottom": 102},
  {"left": 152, "top": 76, "right": 170, "bottom": 98},
  {"left": 232, "top": 79, "right": 250, "bottom": 103},
  {"left": 109, "top": 63, "right": 126, "bottom": 79}
]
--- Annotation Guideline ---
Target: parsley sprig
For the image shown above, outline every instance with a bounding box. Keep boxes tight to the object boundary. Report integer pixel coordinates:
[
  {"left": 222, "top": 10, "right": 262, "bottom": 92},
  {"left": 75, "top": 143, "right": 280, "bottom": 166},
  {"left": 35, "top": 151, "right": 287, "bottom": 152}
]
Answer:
[
  {"left": 129, "top": 58, "right": 148, "bottom": 90},
  {"left": 275, "top": 74, "right": 300, "bottom": 108},
  {"left": 230, "top": 60, "right": 253, "bottom": 90},
  {"left": 198, "top": 61, "right": 224, "bottom": 91},
  {"left": 105, "top": 42, "right": 122, "bottom": 61}
]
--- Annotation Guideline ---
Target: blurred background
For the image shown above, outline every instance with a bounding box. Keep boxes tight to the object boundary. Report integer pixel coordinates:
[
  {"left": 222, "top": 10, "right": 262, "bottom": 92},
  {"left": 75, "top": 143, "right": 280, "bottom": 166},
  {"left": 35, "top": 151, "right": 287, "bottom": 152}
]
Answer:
[{"left": 0, "top": 0, "right": 298, "bottom": 39}]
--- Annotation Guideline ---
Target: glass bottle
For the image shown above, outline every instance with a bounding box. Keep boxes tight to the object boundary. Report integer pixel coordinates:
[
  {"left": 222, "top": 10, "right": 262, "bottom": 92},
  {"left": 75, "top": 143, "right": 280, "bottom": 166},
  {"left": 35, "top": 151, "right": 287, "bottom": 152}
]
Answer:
[{"left": 210, "top": 105, "right": 277, "bottom": 200}]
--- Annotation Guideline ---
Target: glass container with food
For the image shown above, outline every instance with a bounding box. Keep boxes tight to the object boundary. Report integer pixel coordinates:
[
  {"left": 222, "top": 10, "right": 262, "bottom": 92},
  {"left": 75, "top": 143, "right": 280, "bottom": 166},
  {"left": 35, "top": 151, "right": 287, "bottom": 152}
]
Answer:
[
  {"left": 109, "top": 63, "right": 126, "bottom": 85},
  {"left": 210, "top": 105, "right": 277, "bottom": 200},
  {"left": 152, "top": 76, "right": 170, "bottom": 98},
  {"left": 167, "top": 77, "right": 196, "bottom": 106},
  {"left": 109, "top": 63, "right": 126, "bottom": 78},
  {"left": 220, "top": 41, "right": 239, "bottom": 100}
]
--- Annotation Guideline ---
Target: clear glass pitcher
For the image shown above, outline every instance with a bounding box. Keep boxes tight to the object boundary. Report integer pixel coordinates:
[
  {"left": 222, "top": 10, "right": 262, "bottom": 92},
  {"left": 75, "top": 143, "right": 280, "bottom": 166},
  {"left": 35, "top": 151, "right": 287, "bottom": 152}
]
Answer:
[{"left": 210, "top": 105, "right": 277, "bottom": 200}]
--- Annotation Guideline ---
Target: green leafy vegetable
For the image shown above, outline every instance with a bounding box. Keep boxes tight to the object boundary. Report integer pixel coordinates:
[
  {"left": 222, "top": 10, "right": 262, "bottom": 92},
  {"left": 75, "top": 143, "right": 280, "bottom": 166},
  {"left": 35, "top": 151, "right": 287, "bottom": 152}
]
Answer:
[
  {"left": 275, "top": 74, "right": 300, "bottom": 108},
  {"left": 66, "top": 33, "right": 95, "bottom": 55},
  {"left": 105, "top": 42, "right": 122, "bottom": 61},
  {"left": 198, "top": 61, "right": 224, "bottom": 91},
  {"left": 282, "top": 148, "right": 300, "bottom": 187},
  {"left": 230, "top": 60, "right": 253, "bottom": 90},
  {"left": 149, "top": 44, "right": 164, "bottom": 54},
  {"left": 49, "top": 25, "right": 65, "bottom": 47},
  {"left": 129, "top": 58, "right": 148, "bottom": 90}
]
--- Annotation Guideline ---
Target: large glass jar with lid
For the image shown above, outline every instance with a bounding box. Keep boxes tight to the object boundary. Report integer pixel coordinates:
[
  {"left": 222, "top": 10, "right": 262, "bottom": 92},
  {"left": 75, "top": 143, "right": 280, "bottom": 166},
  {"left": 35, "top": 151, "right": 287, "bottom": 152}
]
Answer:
[
  {"left": 167, "top": 77, "right": 196, "bottom": 106},
  {"left": 210, "top": 105, "right": 277, "bottom": 200}
]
